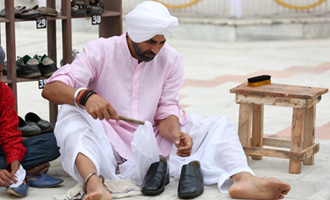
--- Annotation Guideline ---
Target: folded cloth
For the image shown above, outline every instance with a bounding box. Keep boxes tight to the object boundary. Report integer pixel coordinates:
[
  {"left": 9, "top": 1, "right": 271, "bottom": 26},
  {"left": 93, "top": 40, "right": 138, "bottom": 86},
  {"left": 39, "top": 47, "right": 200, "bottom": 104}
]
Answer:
[{"left": 53, "top": 179, "right": 141, "bottom": 200}]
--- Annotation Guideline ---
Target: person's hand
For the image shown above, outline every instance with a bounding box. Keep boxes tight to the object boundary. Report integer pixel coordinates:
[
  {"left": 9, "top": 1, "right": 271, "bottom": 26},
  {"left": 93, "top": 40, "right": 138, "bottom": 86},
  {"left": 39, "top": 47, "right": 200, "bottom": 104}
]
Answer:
[
  {"left": 10, "top": 160, "right": 20, "bottom": 175},
  {"left": 85, "top": 94, "right": 120, "bottom": 121},
  {"left": 0, "top": 160, "right": 20, "bottom": 188},
  {"left": 173, "top": 129, "right": 193, "bottom": 157}
]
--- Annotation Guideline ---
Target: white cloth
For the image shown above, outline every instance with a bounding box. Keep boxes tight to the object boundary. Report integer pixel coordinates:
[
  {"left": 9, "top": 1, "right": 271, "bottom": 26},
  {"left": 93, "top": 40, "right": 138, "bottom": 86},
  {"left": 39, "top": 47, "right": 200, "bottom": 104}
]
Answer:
[
  {"left": 55, "top": 105, "right": 159, "bottom": 185},
  {"left": 55, "top": 105, "right": 253, "bottom": 193},
  {"left": 9, "top": 165, "right": 25, "bottom": 188},
  {"left": 126, "top": 1, "right": 178, "bottom": 43},
  {"left": 53, "top": 179, "right": 141, "bottom": 200}
]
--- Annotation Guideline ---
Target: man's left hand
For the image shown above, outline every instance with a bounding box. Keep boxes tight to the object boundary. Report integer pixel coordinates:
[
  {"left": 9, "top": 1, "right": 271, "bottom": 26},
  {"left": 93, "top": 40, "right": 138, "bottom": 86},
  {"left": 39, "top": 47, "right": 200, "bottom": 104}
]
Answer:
[{"left": 174, "top": 131, "right": 193, "bottom": 157}]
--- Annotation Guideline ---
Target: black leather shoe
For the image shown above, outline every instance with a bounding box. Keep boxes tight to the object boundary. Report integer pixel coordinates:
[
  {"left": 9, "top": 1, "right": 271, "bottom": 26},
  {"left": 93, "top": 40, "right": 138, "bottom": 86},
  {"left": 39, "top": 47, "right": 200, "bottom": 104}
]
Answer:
[
  {"left": 178, "top": 161, "right": 204, "bottom": 199},
  {"left": 25, "top": 112, "right": 54, "bottom": 134},
  {"left": 16, "top": 55, "right": 41, "bottom": 78},
  {"left": 141, "top": 158, "right": 170, "bottom": 195},
  {"left": 18, "top": 116, "right": 42, "bottom": 137}
]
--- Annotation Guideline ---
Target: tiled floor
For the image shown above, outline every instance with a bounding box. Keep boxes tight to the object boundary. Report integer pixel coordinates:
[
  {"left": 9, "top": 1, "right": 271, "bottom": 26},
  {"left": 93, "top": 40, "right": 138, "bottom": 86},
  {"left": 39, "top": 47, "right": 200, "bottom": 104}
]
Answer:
[{"left": 0, "top": 25, "right": 330, "bottom": 199}]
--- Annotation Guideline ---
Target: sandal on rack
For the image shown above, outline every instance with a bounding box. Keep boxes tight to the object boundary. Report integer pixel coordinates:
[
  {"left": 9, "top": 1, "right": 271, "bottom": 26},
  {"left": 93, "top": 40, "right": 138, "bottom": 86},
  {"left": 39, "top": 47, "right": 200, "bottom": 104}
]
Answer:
[
  {"left": 0, "top": 6, "right": 26, "bottom": 17},
  {"left": 15, "top": 5, "right": 41, "bottom": 19}
]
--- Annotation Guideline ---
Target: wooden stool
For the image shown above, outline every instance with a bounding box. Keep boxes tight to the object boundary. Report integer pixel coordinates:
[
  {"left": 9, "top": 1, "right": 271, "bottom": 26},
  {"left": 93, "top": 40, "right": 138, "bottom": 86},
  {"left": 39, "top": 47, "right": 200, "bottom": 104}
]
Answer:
[{"left": 230, "top": 82, "right": 328, "bottom": 174}]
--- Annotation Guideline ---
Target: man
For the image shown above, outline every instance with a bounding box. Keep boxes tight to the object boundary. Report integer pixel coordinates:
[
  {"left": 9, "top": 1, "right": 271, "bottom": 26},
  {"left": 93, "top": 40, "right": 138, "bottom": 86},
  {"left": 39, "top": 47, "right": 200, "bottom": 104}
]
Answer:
[
  {"left": 0, "top": 45, "right": 63, "bottom": 197},
  {"left": 42, "top": 1, "right": 291, "bottom": 200}
]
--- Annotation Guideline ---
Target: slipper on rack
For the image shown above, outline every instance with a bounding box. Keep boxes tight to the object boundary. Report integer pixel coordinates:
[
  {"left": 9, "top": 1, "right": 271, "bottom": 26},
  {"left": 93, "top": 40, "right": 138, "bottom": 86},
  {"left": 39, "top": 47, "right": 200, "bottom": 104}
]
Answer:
[
  {"left": 37, "top": 7, "right": 58, "bottom": 17},
  {"left": 15, "top": 5, "right": 41, "bottom": 19},
  {"left": 0, "top": 6, "right": 26, "bottom": 17},
  {"left": 26, "top": 172, "right": 63, "bottom": 188}
]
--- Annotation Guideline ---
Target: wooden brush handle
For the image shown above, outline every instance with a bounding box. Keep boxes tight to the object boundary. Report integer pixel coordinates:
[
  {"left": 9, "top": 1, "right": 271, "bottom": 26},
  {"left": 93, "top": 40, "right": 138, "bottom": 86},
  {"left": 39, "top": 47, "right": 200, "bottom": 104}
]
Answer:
[{"left": 119, "top": 115, "right": 145, "bottom": 125}]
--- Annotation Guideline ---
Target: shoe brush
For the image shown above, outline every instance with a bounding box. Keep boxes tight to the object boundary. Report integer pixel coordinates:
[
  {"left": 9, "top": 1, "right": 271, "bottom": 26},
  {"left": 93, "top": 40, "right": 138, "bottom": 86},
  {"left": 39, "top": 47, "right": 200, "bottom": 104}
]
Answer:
[{"left": 247, "top": 75, "right": 271, "bottom": 87}]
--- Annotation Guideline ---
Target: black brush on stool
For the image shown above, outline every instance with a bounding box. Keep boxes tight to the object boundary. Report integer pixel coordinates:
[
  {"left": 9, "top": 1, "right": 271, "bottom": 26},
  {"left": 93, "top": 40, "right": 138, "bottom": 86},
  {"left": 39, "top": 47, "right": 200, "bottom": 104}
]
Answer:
[
  {"left": 178, "top": 160, "right": 204, "bottom": 199},
  {"left": 141, "top": 158, "right": 170, "bottom": 195}
]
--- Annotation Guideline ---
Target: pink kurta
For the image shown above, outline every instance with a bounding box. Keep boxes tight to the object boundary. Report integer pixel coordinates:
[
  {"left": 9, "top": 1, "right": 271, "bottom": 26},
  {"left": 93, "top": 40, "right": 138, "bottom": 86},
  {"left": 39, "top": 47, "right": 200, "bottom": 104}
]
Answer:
[{"left": 47, "top": 33, "right": 183, "bottom": 159}]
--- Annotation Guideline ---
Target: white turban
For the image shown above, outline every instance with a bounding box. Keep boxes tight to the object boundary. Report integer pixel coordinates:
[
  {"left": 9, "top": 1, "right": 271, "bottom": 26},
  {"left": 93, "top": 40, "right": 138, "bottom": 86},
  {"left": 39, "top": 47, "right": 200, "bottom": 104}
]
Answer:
[{"left": 126, "top": 1, "right": 179, "bottom": 43}]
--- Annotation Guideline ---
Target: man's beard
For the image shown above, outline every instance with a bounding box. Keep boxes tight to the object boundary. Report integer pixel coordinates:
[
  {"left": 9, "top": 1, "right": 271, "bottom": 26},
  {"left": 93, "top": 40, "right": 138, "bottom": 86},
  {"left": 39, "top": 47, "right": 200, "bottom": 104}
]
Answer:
[{"left": 132, "top": 42, "right": 156, "bottom": 62}]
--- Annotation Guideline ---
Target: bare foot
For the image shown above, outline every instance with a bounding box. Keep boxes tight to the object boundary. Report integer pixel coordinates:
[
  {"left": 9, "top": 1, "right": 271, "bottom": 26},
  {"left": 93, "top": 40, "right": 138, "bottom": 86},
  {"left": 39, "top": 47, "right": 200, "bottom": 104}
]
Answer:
[
  {"left": 26, "top": 163, "right": 50, "bottom": 176},
  {"left": 83, "top": 175, "right": 112, "bottom": 200},
  {"left": 229, "top": 172, "right": 291, "bottom": 200}
]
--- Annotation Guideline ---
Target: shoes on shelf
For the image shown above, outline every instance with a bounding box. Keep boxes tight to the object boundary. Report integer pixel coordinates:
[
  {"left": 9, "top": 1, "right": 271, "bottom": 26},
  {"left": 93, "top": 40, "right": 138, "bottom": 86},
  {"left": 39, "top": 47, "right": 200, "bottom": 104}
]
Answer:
[
  {"left": 26, "top": 172, "right": 63, "bottom": 188},
  {"left": 25, "top": 112, "right": 54, "bottom": 134},
  {"left": 0, "top": 6, "right": 27, "bottom": 17},
  {"left": 7, "top": 178, "right": 29, "bottom": 197},
  {"left": 37, "top": 7, "right": 58, "bottom": 17},
  {"left": 15, "top": 5, "right": 41, "bottom": 19},
  {"left": 18, "top": 116, "right": 42, "bottom": 137},
  {"left": 71, "top": 4, "right": 87, "bottom": 17},
  {"left": 141, "top": 158, "right": 170, "bottom": 196},
  {"left": 34, "top": 54, "right": 57, "bottom": 77},
  {"left": 178, "top": 161, "right": 204, "bottom": 199},
  {"left": 87, "top": 0, "right": 104, "bottom": 15},
  {"left": 0, "top": 5, "right": 58, "bottom": 19},
  {"left": 16, "top": 55, "right": 41, "bottom": 79}
]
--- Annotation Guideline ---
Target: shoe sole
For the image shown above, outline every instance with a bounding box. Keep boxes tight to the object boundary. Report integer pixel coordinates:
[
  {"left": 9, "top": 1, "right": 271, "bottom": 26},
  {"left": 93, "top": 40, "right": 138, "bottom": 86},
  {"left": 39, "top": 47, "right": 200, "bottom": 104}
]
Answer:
[
  {"left": 18, "top": 72, "right": 41, "bottom": 79},
  {"left": 7, "top": 189, "right": 25, "bottom": 197},
  {"left": 178, "top": 188, "right": 204, "bottom": 199},
  {"left": 141, "top": 173, "right": 170, "bottom": 195},
  {"left": 29, "top": 180, "right": 63, "bottom": 188},
  {"left": 41, "top": 72, "right": 55, "bottom": 77}
]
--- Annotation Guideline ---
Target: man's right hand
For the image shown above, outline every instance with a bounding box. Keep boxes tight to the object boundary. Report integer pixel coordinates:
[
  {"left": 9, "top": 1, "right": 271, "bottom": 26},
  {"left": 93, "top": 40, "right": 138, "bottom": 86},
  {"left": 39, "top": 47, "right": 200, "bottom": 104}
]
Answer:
[
  {"left": 0, "top": 169, "right": 17, "bottom": 188},
  {"left": 85, "top": 94, "right": 120, "bottom": 121}
]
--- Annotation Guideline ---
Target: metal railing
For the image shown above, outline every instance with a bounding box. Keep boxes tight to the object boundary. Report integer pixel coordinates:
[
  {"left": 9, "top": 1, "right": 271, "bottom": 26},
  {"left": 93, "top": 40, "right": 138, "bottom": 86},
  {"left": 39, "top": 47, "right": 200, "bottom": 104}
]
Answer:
[{"left": 123, "top": 0, "right": 330, "bottom": 18}]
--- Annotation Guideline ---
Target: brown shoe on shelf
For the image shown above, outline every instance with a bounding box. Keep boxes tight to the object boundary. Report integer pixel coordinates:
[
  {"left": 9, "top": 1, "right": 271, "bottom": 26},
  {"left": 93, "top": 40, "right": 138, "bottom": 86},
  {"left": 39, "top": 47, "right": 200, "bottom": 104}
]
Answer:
[{"left": 37, "top": 7, "right": 58, "bottom": 17}]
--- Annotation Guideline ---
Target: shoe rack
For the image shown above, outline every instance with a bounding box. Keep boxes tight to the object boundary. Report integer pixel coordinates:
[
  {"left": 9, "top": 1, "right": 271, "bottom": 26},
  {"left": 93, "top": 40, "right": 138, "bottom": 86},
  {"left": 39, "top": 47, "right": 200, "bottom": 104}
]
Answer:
[{"left": 1, "top": 0, "right": 122, "bottom": 124}]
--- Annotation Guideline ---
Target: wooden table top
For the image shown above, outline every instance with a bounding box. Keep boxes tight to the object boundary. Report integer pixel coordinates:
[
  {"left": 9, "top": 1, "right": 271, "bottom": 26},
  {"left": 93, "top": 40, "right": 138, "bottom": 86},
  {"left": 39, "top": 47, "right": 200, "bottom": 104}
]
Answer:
[{"left": 230, "top": 82, "right": 328, "bottom": 99}]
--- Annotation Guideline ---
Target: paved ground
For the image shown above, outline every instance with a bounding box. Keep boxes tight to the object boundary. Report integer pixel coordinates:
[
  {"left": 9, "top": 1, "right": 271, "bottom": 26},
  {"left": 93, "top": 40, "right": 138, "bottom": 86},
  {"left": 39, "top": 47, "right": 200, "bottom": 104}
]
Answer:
[{"left": 0, "top": 24, "right": 330, "bottom": 199}]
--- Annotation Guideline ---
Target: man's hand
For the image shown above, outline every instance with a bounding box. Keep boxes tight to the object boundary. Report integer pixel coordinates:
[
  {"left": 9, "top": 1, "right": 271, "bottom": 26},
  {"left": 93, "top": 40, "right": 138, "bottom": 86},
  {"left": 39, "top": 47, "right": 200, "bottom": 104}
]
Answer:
[
  {"left": 173, "top": 128, "right": 193, "bottom": 157},
  {"left": 85, "top": 94, "right": 120, "bottom": 121},
  {"left": 0, "top": 160, "right": 20, "bottom": 188}
]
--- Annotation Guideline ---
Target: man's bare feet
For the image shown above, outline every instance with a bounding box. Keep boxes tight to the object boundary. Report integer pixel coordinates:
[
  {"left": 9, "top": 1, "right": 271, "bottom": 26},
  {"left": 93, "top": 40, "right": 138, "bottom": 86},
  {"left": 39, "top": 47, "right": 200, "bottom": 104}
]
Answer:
[
  {"left": 229, "top": 172, "right": 291, "bottom": 200},
  {"left": 84, "top": 175, "right": 112, "bottom": 200},
  {"left": 26, "top": 162, "right": 50, "bottom": 176}
]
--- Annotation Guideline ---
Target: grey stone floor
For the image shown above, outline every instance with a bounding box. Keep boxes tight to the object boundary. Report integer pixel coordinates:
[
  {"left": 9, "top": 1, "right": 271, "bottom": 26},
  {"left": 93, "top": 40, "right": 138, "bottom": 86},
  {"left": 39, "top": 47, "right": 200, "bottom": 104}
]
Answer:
[{"left": 1, "top": 23, "right": 330, "bottom": 199}]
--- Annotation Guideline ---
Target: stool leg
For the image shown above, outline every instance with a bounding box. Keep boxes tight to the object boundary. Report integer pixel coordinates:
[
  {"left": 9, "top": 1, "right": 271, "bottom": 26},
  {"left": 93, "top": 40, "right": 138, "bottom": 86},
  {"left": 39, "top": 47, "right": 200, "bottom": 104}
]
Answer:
[
  {"left": 252, "top": 104, "right": 264, "bottom": 160},
  {"left": 238, "top": 103, "right": 252, "bottom": 164},
  {"left": 290, "top": 108, "right": 305, "bottom": 174},
  {"left": 303, "top": 106, "right": 316, "bottom": 165}
]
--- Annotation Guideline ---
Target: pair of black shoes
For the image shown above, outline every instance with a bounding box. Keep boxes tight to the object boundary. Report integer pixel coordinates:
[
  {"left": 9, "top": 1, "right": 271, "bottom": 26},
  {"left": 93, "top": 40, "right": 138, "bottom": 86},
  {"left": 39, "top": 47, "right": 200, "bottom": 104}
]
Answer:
[
  {"left": 16, "top": 55, "right": 57, "bottom": 78},
  {"left": 141, "top": 159, "right": 204, "bottom": 199},
  {"left": 18, "top": 112, "right": 54, "bottom": 137},
  {"left": 71, "top": 0, "right": 104, "bottom": 16}
]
